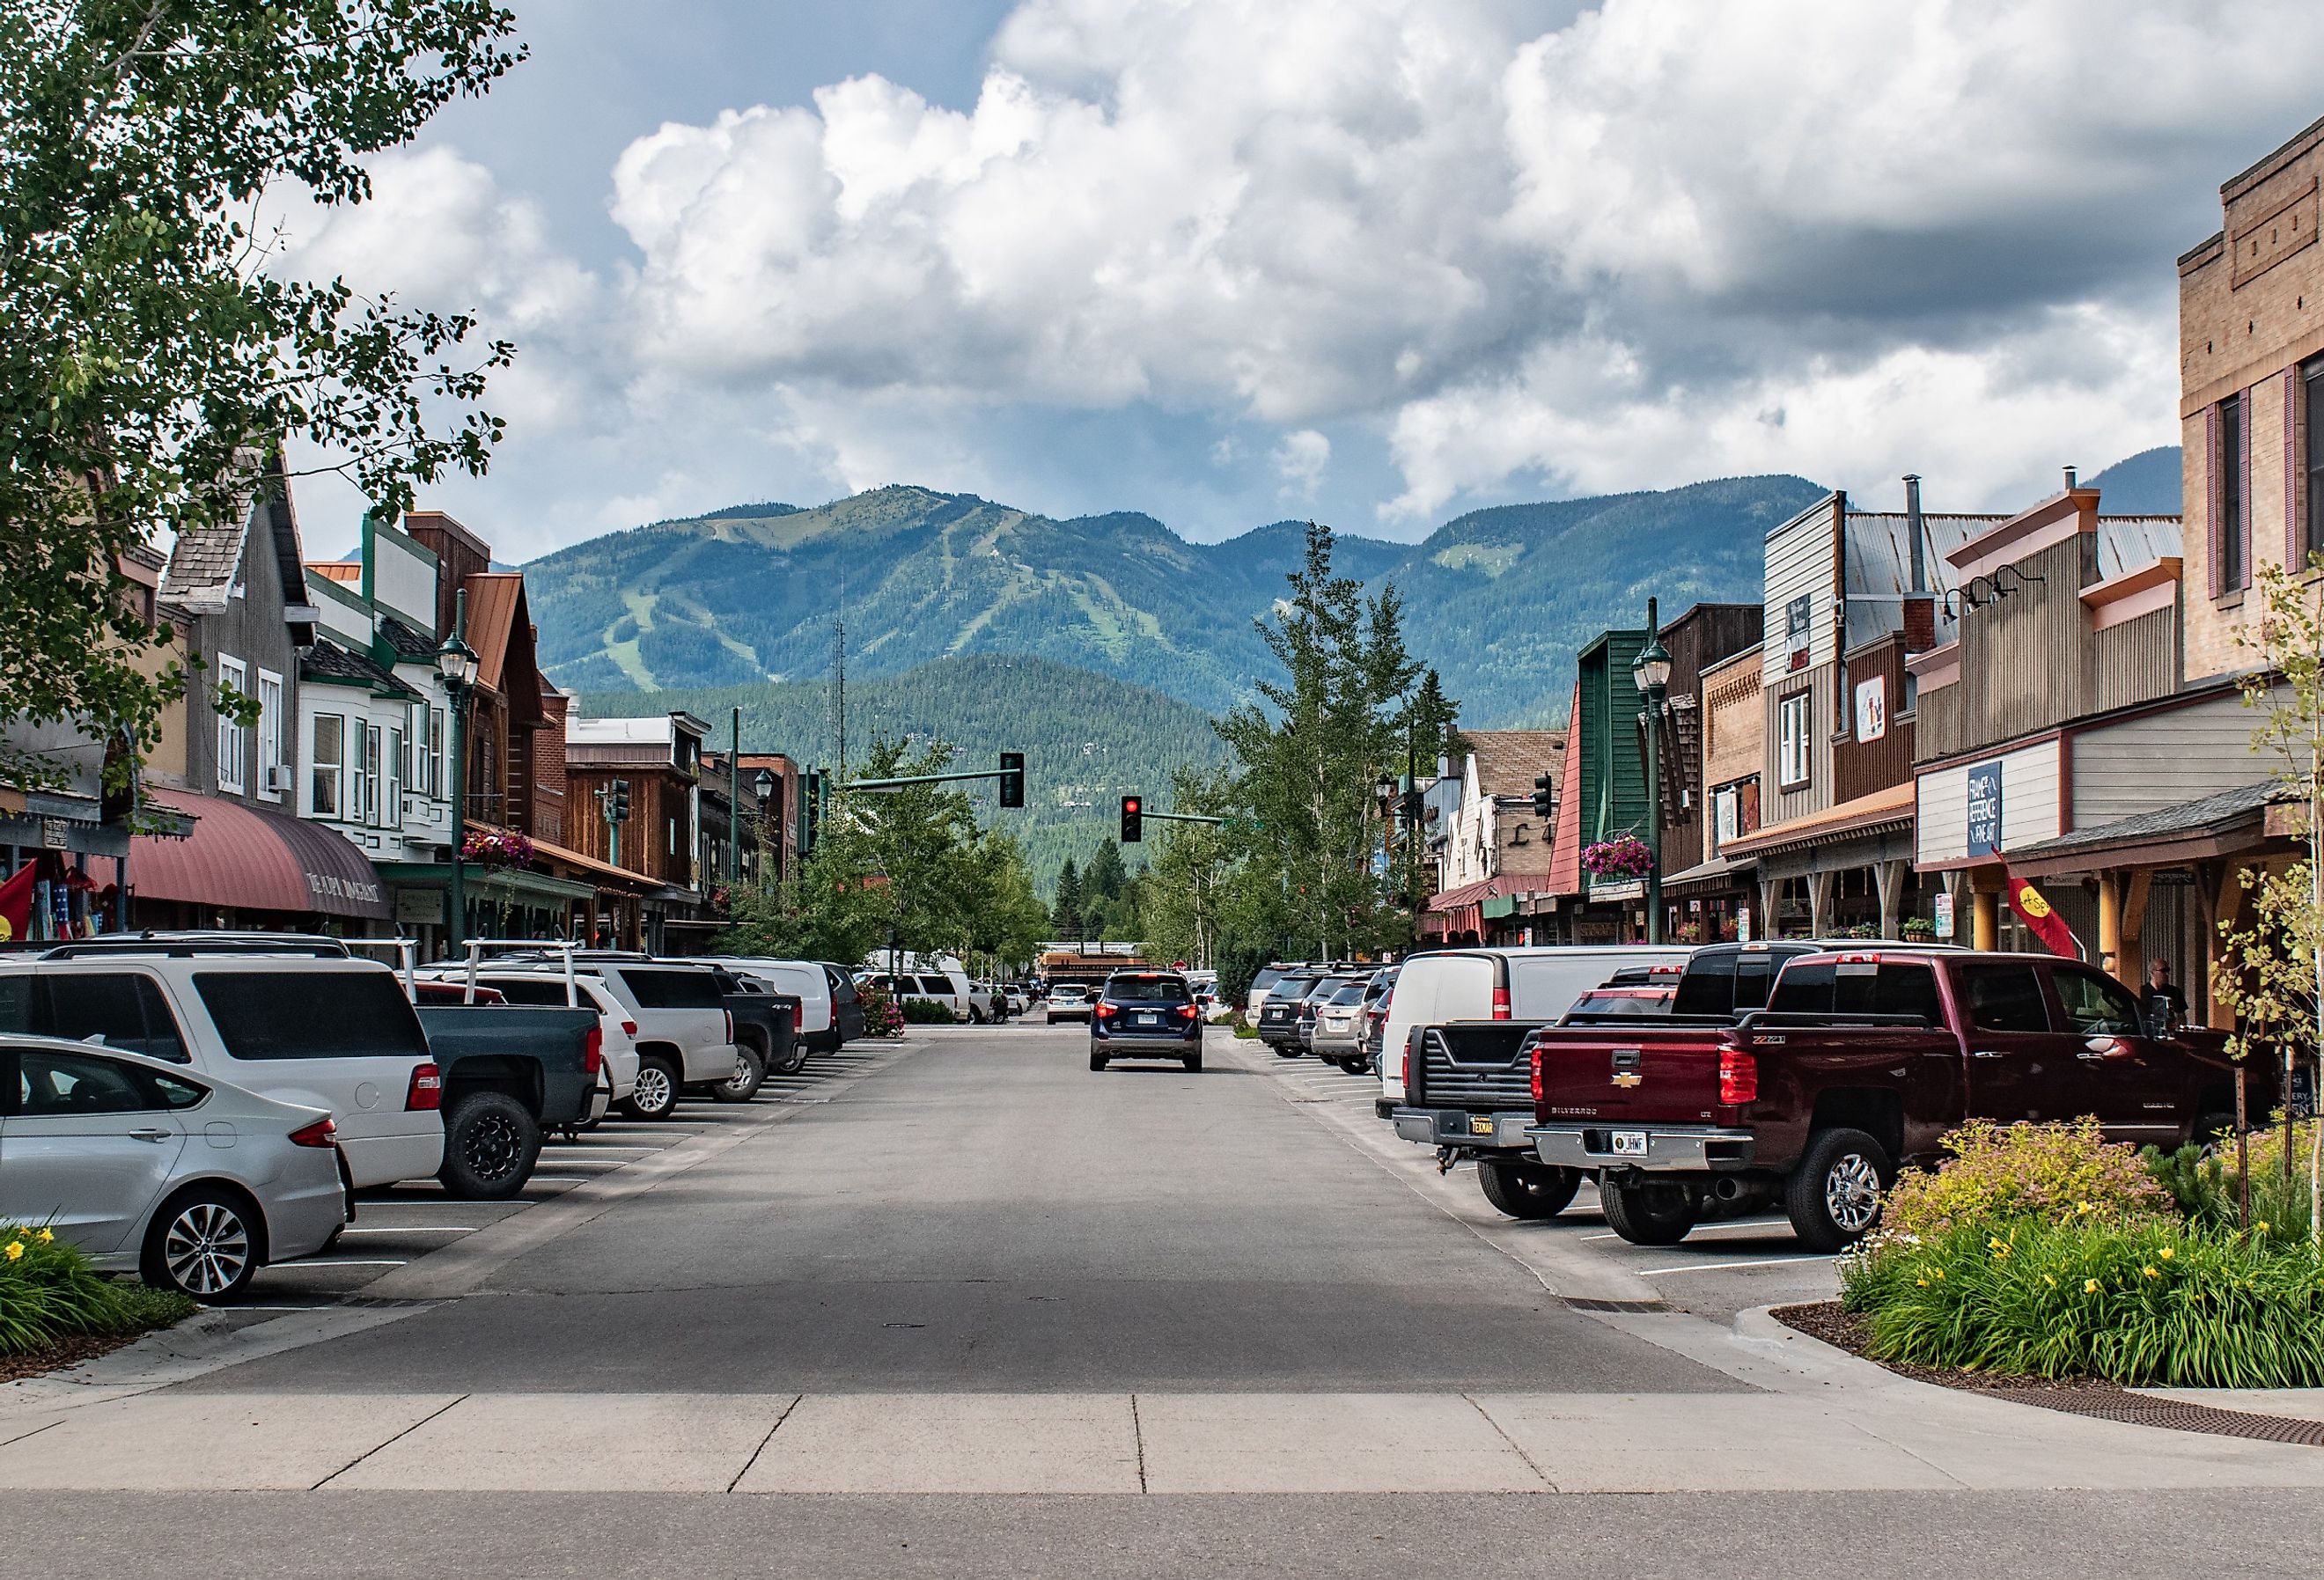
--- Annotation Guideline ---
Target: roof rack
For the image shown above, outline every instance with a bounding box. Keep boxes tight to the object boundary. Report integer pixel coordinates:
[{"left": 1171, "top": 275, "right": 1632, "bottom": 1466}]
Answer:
[{"left": 33, "top": 930, "right": 353, "bottom": 961}]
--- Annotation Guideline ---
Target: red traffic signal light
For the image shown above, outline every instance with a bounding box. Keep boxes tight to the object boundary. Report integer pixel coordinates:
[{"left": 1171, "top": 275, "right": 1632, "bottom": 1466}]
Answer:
[{"left": 1121, "top": 795, "right": 1143, "bottom": 842}]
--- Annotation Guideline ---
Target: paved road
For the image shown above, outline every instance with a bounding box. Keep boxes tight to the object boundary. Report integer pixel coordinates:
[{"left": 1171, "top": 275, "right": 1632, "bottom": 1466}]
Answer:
[
  {"left": 186, "top": 1022, "right": 1734, "bottom": 1393},
  {"left": 9, "top": 1021, "right": 2324, "bottom": 1576}
]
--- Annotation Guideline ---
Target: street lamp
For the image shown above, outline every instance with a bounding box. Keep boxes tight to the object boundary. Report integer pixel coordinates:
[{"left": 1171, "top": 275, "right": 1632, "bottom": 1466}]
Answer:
[
  {"left": 436, "top": 590, "right": 479, "bottom": 953},
  {"left": 754, "top": 768, "right": 776, "bottom": 887},
  {"left": 1631, "top": 599, "right": 1672, "bottom": 945}
]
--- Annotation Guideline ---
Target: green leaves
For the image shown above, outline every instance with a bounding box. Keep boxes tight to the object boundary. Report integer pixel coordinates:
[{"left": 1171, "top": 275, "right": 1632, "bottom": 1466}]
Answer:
[{"left": 2, "top": 1, "right": 520, "bottom": 789}]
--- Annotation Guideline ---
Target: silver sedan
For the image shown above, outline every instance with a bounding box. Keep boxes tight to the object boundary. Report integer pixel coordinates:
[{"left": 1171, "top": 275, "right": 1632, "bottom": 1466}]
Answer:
[{"left": 2, "top": 1034, "right": 349, "bottom": 1301}]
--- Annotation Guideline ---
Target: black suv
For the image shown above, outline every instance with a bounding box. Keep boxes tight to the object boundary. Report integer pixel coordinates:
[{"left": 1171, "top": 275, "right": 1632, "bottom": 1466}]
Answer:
[{"left": 1088, "top": 972, "right": 1202, "bottom": 1073}]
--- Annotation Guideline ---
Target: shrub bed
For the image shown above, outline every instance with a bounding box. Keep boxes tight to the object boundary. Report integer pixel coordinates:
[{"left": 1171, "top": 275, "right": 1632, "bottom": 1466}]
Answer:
[
  {"left": 1879, "top": 1117, "right": 2170, "bottom": 1240},
  {"left": 856, "top": 986, "right": 906, "bottom": 1038},
  {"left": 1841, "top": 1216, "right": 2324, "bottom": 1387},
  {"left": 900, "top": 998, "right": 958, "bottom": 1025},
  {"left": 0, "top": 1224, "right": 196, "bottom": 1359}
]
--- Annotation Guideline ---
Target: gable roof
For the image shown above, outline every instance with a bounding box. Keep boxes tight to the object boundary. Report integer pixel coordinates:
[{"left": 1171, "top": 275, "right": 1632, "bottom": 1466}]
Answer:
[
  {"left": 461, "top": 572, "right": 526, "bottom": 693},
  {"left": 160, "top": 451, "right": 309, "bottom": 616},
  {"left": 1463, "top": 729, "right": 1566, "bottom": 798}
]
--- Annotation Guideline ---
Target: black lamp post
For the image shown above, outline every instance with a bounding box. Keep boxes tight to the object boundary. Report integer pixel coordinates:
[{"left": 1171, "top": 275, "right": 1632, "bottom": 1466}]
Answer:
[
  {"left": 435, "top": 590, "right": 479, "bottom": 953},
  {"left": 1631, "top": 601, "right": 1673, "bottom": 945},
  {"left": 754, "top": 768, "right": 776, "bottom": 887}
]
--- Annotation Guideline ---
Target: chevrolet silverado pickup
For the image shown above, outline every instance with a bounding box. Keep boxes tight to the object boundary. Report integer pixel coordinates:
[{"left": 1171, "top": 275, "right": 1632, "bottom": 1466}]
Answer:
[{"left": 1525, "top": 947, "right": 2250, "bottom": 1250}]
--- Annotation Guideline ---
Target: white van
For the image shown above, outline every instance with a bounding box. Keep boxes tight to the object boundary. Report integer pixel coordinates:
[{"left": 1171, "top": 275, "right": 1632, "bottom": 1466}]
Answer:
[
  {"left": 1376, "top": 946, "right": 1693, "bottom": 1106},
  {"left": 0, "top": 947, "right": 445, "bottom": 1188},
  {"left": 710, "top": 957, "right": 837, "bottom": 1050}
]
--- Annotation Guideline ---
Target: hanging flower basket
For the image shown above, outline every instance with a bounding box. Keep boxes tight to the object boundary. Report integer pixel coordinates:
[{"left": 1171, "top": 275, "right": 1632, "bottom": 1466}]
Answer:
[
  {"left": 1580, "top": 833, "right": 1655, "bottom": 880},
  {"left": 461, "top": 831, "right": 537, "bottom": 871}
]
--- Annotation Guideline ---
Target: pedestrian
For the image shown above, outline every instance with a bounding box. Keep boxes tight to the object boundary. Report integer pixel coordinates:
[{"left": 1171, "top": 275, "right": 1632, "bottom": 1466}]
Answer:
[{"left": 2143, "top": 958, "right": 2187, "bottom": 1034}]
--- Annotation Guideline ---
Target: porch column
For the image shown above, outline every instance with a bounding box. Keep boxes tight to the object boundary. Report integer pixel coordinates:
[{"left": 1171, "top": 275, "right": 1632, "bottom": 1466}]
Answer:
[
  {"left": 1807, "top": 870, "right": 1835, "bottom": 937},
  {"left": 1970, "top": 866, "right": 2000, "bottom": 951},
  {"left": 2207, "top": 859, "right": 2249, "bottom": 1030},
  {"left": 1874, "top": 859, "right": 1908, "bottom": 940},
  {"left": 2097, "top": 871, "right": 2123, "bottom": 984},
  {"left": 1756, "top": 873, "right": 1782, "bottom": 941},
  {"left": 2117, "top": 869, "right": 2151, "bottom": 987}
]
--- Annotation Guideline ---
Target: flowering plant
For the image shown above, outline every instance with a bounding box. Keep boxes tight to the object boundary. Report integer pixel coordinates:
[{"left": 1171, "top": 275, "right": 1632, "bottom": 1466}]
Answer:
[
  {"left": 1580, "top": 833, "right": 1654, "bottom": 880},
  {"left": 461, "top": 831, "right": 536, "bottom": 870},
  {"left": 856, "top": 982, "right": 906, "bottom": 1038}
]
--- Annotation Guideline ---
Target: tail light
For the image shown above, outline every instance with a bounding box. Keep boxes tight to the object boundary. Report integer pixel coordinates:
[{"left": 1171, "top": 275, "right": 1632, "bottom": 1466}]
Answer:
[
  {"left": 1718, "top": 1047, "right": 1758, "bottom": 1106},
  {"left": 583, "top": 1026, "right": 604, "bottom": 1077},
  {"left": 724, "top": 1010, "right": 735, "bottom": 1041},
  {"left": 1530, "top": 1042, "right": 1543, "bottom": 1106},
  {"left": 1175, "top": 1004, "right": 1198, "bottom": 1020},
  {"left": 1094, "top": 1001, "right": 1118, "bottom": 1019},
  {"left": 404, "top": 1062, "right": 442, "bottom": 1111},
  {"left": 1490, "top": 985, "right": 1511, "bottom": 1020},
  {"left": 621, "top": 1020, "right": 638, "bottom": 1038},
  {"left": 289, "top": 1117, "right": 338, "bottom": 1148}
]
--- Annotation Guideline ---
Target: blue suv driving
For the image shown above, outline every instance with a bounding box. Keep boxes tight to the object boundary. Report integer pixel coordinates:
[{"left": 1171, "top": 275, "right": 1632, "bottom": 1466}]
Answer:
[{"left": 1088, "top": 972, "right": 1202, "bottom": 1073}]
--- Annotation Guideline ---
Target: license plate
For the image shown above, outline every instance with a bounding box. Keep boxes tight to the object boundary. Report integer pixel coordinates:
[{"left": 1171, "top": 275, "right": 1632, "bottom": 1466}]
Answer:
[
  {"left": 1610, "top": 1130, "right": 1649, "bottom": 1157},
  {"left": 1469, "top": 1115, "right": 1496, "bottom": 1136},
  {"left": 1136, "top": 1013, "right": 1157, "bottom": 1026}
]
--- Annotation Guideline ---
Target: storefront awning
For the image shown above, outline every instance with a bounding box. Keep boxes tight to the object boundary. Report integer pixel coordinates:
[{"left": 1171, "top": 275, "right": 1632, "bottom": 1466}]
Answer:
[
  {"left": 2004, "top": 782, "right": 2282, "bottom": 879},
  {"left": 1718, "top": 782, "right": 1916, "bottom": 859},
  {"left": 131, "top": 786, "right": 388, "bottom": 919}
]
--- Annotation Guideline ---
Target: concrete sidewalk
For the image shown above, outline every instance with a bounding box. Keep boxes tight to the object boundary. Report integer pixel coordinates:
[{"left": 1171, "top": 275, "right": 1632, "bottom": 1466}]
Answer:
[{"left": 3, "top": 1375, "right": 2320, "bottom": 1493}]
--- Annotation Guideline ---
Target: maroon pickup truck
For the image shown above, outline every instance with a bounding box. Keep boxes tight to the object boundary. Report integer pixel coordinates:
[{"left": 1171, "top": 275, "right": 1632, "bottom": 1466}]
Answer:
[{"left": 1525, "top": 947, "right": 2248, "bottom": 1251}]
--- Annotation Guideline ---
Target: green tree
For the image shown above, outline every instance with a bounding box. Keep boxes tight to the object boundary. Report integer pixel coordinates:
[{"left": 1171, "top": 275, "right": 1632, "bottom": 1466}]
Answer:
[
  {"left": 963, "top": 830, "right": 1048, "bottom": 974},
  {"left": 1085, "top": 839, "right": 1128, "bottom": 902},
  {"left": 1140, "top": 766, "right": 1237, "bottom": 968},
  {"left": 1216, "top": 521, "right": 1429, "bottom": 959},
  {"left": 1052, "top": 856, "right": 1084, "bottom": 938},
  {"left": 1, "top": 1, "right": 522, "bottom": 791}
]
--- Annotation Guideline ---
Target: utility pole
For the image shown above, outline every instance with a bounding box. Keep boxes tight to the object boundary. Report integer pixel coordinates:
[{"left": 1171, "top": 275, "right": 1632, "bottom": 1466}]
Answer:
[{"left": 728, "top": 706, "right": 741, "bottom": 893}]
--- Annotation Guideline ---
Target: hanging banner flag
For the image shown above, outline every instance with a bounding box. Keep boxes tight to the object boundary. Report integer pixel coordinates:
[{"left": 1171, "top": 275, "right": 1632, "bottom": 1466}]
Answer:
[
  {"left": 1998, "top": 858, "right": 2078, "bottom": 959},
  {"left": 0, "top": 861, "right": 33, "bottom": 944}
]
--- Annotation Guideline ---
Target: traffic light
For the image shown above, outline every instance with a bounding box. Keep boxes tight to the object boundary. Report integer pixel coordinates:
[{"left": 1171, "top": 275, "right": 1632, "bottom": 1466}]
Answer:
[
  {"left": 1531, "top": 773, "right": 1554, "bottom": 820},
  {"left": 607, "top": 779, "right": 631, "bottom": 824},
  {"left": 998, "top": 751, "right": 1024, "bottom": 809},
  {"left": 1120, "top": 794, "right": 1143, "bottom": 843},
  {"left": 800, "top": 770, "right": 823, "bottom": 856}
]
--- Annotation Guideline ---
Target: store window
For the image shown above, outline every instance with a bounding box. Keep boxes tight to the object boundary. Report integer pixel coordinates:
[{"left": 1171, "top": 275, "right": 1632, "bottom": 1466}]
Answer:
[
  {"left": 216, "top": 655, "right": 248, "bottom": 794},
  {"left": 312, "top": 714, "right": 343, "bottom": 817},
  {"left": 255, "top": 669, "right": 283, "bottom": 800},
  {"left": 1777, "top": 691, "right": 1812, "bottom": 788},
  {"left": 2217, "top": 392, "right": 2247, "bottom": 593},
  {"left": 2303, "top": 357, "right": 2324, "bottom": 570}
]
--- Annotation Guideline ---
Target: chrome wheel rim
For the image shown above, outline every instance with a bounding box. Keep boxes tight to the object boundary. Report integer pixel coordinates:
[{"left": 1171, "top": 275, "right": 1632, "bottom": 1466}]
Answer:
[
  {"left": 724, "top": 1053, "right": 754, "bottom": 1093},
  {"left": 1825, "top": 1153, "right": 1882, "bottom": 1233},
  {"left": 163, "top": 1202, "right": 250, "bottom": 1297},
  {"left": 635, "top": 1065, "right": 673, "bottom": 1112},
  {"left": 462, "top": 1110, "right": 525, "bottom": 1181}
]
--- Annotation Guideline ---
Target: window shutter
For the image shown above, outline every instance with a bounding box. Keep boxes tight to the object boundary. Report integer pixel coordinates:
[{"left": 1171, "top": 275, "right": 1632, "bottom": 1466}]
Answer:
[
  {"left": 2208, "top": 402, "right": 2223, "bottom": 599},
  {"left": 2231, "top": 387, "right": 2249, "bottom": 592},
  {"left": 2290, "top": 367, "right": 2303, "bottom": 571}
]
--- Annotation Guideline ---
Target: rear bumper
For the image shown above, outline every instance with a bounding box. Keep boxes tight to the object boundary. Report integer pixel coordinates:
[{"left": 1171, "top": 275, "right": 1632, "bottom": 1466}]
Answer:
[
  {"left": 1046, "top": 1008, "right": 1092, "bottom": 1023},
  {"left": 338, "top": 1123, "right": 445, "bottom": 1188},
  {"left": 268, "top": 1150, "right": 357, "bottom": 1263},
  {"left": 1393, "top": 1106, "right": 1534, "bottom": 1150},
  {"left": 1527, "top": 1124, "right": 1757, "bottom": 1172}
]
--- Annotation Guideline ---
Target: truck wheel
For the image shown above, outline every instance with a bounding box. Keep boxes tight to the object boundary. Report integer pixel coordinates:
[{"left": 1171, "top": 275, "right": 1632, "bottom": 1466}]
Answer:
[
  {"left": 1600, "top": 1179, "right": 1698, "bottom": 1246},
  {"left": 1274, "top": 1044, "right": 1304, "bottom": 1059},
  {"left": 714, "top": 1045, "right": 767, "bottom": 1103},
  {"left": 1089, "top": 1048, "right": 1109, "bottom": 1072},
  {"left": 1478, "top": 1159, "right": 1581, "bottom": 1220},
  {"left": 1182, "top": 1051, "right": 1203, "bottom": 1073},
  {"left": 771, "top": 1033, "right": 810, "bottom": 1077},
  {"left": 438, "top": 1091, "right": 541, "bottom": 1200},
  {"left": 623, "top": 1055, "right": 681, "bottom": 1121},
  {"left": 1785, "top": 1128, "right": 1893, "bottom": 1252}
]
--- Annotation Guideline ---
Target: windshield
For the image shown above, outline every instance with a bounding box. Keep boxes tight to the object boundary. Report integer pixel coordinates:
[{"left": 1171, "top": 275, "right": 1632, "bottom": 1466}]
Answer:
[
  {"left": 1106, "top": 974, "right": 1191, "bottom": 1004},
  {"left": 1327, "top": 981, "right": 1367, "bottom": 1005},
  {"left": 1251, "top": 966, "right": 1287, "bottom": 995}
]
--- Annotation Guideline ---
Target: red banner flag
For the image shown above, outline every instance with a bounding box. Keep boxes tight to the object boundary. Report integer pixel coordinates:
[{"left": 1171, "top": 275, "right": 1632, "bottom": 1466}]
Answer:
[
  {"left": 0, "top": 861, "right": 33, "bottom": 944},
  {"left": 1998, "top": 859, "right": 2079, "bottom": 959}
]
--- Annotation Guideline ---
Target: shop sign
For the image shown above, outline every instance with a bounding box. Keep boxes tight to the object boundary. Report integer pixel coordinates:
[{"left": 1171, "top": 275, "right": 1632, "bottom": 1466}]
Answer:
[
  {"left": 1784, "top": 594, "right": 1813, "bottom": 672},
  {"left": 1853, "top": 675, "right": 1886, "bottom": 743},
  {"left": 1966, "top": 761, "right": 2003, "bottom": 857},
  {"left": 1737, "top": 906, "right": 1753, "bottom": 943},
  {"left": 1932, "top": 893, "right": 1955, "bottom": 940},
  {"left": 395, "top": 888, "right": 445, "bottom": 925},
  {"left": 2151, "top": 868, "right": 2196, "bottom": 887},
  {"left": 40, "top": 818, "right": 69, "bottom": 849}
]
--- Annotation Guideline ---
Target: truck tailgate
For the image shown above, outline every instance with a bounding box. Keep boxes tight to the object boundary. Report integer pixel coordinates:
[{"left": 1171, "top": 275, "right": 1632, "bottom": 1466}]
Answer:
[
  {"left": 1405, "top": 1020, "right": 1540, "bottom": 1110},
  {"left": 1530, "top": 1024, "right": 1732, "bottom": 1126}
]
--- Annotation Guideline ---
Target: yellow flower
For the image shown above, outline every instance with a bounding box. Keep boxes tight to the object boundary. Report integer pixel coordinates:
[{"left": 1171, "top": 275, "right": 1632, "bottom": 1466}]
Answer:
[
  {"left": 2143, "top": 1266, "right": 2159, "bottom": 1278},
  {"left": 2085, "top": 1279, "right": 2100, "bottom": 1293},
  {"left": 2257, "top": 1221, "right": 2270, "bottom": 1233},
  {"left": 2076, "top": 1201, "right": 2093, "bottom": 1215},
  {"left": 34, "top": 1228, "right": 53, "bottom": 1243},
  {"left": 1932, "top": 1268, "right": 1945, "bottom": 1280},
  {"left": 1916, "top": 1278, "right": 1928, "bottom": 1288},
  {"left": 2043, "top": 1275, "right": 2056, "bottom": 1288},
  {"left": 3, "top": 1242, "right": 19, "bottom": 1262},
  {"left": 2159, "top": 1246, "right": 2174, "bottom": 1260}
]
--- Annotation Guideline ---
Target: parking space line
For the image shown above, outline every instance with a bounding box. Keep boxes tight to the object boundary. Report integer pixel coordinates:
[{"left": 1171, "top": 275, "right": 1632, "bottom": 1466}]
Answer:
[
  {"left": 1582, "top": 1219, "right": 1788, "bottom": 1242},
  {"left": 295, "top": 1259, "right": 411, "bottom": 1268},
  {"left": 1636, "top": 1256, "right": 1833, "bottom": 1276},
  {"left": 336, "top": 1226, "right": 474, "bottom": 1235}
]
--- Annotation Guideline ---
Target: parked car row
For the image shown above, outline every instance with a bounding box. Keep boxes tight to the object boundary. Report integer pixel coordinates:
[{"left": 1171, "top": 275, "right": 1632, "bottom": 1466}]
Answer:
[
  {"left": 0, "top": 934, "right": 865, "bottom": 1301},
  {"left": 1374, "top": 938, "right": 2257, "bottom": 1251}
]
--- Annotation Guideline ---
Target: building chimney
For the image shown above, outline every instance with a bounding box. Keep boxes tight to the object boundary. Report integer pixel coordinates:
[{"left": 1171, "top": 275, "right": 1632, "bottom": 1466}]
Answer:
[
  {"left": 2063, "top": 465, "right": 2078, "bottom": 492},
  {"left": 1901, "top": 474, "right": 1936, "bottom": 653}
]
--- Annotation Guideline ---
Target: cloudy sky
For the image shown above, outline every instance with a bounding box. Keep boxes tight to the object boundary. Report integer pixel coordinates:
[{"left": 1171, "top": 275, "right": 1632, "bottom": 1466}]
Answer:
[{"left": 285, "top": 0, "right": 2324, "bottom": 561}]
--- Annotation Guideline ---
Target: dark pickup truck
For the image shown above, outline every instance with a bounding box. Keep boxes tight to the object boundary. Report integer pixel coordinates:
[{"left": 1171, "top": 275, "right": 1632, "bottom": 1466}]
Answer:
[
  {"left": 1394, "top": 943, "right": 1821, "bottom": 1221},
  {"left": 409, "top": 985, "right": 603, "bottom": 1198},
  {"left": 1526, "top": 946, "right": 2251, "bottom": 1250},
  {"left": 705, "top": 965, "right": 804, "bottom": 1095}
]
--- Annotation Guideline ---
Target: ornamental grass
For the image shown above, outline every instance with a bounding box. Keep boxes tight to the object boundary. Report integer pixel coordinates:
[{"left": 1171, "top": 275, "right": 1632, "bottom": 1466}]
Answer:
[
  {"left": 1842, "top": 1215, "right": 2324, "bottom": 1388},
  {"left": 0, "top": 1224, "right": 195, "bottom": 1356}
]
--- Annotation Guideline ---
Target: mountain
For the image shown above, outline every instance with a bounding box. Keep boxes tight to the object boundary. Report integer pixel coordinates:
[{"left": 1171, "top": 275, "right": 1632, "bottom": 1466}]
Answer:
[
  {"left": 526, "top": 475, "right": 1824, "bottom": 724},
  {"left": 2084, "top": 447, "right": 2182, "bottom": 515},
  {"left": 575, "top": 652, "right": 1225, "bottom": 887}
]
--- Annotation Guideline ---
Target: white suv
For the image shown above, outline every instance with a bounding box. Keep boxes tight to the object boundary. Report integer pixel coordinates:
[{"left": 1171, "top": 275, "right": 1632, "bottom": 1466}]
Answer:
[{"left": 0, "top": 944, "right": 445, "bottom": 1188}]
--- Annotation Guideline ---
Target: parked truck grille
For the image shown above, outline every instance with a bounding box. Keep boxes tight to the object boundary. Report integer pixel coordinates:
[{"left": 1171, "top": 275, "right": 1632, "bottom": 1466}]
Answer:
[{"left": 1420, "top": 1041, "right": 1533, "bottom": 1109}]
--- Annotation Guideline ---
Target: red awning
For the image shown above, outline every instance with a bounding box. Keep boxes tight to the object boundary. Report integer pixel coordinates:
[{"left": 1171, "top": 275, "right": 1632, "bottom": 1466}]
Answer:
[{"left": 131, "top": 786, "right": 389, "bottom": 920}]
